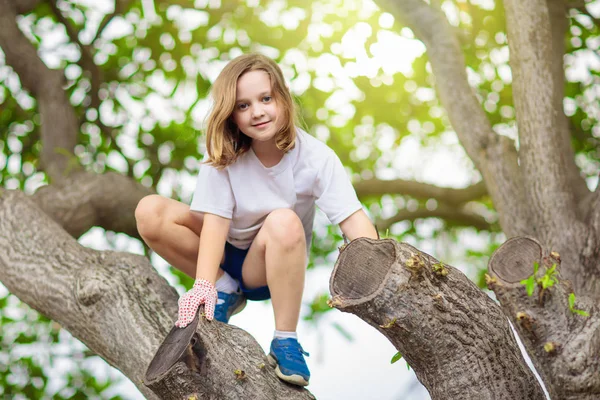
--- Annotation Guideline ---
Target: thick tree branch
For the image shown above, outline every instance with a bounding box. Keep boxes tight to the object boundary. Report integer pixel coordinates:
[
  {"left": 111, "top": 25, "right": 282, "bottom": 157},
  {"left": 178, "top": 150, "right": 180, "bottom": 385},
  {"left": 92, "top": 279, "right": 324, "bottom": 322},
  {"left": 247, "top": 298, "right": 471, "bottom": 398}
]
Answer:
[
  {"left": 0, "top": 189, "right": 314, "bottom": 400},
  {"left": 144, "top": 315, "right": 313, "bottom": 399},
  {"left": 488, "top": 237, "right": 600, "bottom": 399},
  {"left": 31, "top": 172, "right": 152, "bottom": 238},
  {"left": 15, "top": 0, "right": 42, "bottom": 14},
  {"left": 374, "top": 0, "right": 530, "bottom": 237},
  {"left": 355, "top": 179, "right": 487, "bottom": 205},
  {"left": 377, "top": 203, "right": 492, "bottom": 231},
  {"left": 48, "top": 0, "right": 103, "bottom": 110},
  {"left": 547, "top": 0, "right": 591, "bottom": 213},
  {"left": 566, "top": 0, "right": 588, "bottom": 7},
  {"left": 504, "top": 0, "right": 585, "bottom": 247},
  {"left": 0, "top": 0, "right": 78, "bottom": 180},
  {"left": 329, "top": 238, "right": 545, "bottom": 400},
  {"left": 0, "top": 189, "right": 171, "bottom": 399},
  {"left": 585, "top": 190, "right": 600, "bottom": 285}
]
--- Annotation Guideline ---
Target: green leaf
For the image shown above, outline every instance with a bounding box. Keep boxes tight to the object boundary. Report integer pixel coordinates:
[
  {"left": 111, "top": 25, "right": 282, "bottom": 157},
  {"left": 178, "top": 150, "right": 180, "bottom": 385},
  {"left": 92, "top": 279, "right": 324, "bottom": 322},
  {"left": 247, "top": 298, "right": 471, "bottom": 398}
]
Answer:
[
  {"left": 568, "top": 293, "right": 590, "bottom": 317},
  {"left": 575, "top": 309, "right": 590, "bottom": 317},
  {"left": 520, "top": 276, "right": 536, "bottom": 297},
  {"left": 391, "top": 351, "right": 403, "bottom": 364},
  {"left": 569, "top": 293, "right": 576, "bottom": 309},
  {"left": 331, "top": 322, "right": 354, "bottom": 342},
  {"left": 540, "top": 274, "right": 555, "bottom": 290}
]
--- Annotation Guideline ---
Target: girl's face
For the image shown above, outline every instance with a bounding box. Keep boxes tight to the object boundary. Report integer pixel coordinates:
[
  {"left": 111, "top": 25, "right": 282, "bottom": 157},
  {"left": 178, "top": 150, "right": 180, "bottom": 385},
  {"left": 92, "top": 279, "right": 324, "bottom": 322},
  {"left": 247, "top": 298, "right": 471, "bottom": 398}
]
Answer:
[{"left": 232, "top": 70, "right": 282, "bottom": 145}]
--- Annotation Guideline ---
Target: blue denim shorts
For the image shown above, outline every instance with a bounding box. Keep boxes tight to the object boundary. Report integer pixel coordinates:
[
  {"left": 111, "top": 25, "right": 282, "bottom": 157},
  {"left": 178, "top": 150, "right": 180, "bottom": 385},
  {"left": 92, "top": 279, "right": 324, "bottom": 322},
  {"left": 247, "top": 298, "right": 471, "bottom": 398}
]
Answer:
[{"left": 221, "top": 242, "right": 271, "bottom": 301}]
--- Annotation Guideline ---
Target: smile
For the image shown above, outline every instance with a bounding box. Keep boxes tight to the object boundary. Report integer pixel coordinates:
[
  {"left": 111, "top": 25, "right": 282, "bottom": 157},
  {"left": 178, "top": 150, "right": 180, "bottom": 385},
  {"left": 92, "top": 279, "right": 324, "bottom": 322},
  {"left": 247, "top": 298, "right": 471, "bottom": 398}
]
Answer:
[{"left": 252, "top": 121, "right": 271, "bottom": 128}]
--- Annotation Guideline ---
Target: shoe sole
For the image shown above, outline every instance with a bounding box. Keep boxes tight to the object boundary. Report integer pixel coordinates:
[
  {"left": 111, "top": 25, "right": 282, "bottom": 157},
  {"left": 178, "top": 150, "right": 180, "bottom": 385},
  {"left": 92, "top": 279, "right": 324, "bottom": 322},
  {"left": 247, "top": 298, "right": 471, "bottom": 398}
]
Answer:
[
  {"left": 228, "top": 298, "right": 247, "bottom": 319},
  {"left": 267, "top": 354, "right": 309, "bottom": 387}
]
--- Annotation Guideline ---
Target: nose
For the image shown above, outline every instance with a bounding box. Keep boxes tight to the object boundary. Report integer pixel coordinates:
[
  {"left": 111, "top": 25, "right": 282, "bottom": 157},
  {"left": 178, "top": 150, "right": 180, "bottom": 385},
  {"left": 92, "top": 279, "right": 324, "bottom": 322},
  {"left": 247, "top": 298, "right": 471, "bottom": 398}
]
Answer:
[{"left": 251, "top": 104, "right": 265, "bottom": 119}]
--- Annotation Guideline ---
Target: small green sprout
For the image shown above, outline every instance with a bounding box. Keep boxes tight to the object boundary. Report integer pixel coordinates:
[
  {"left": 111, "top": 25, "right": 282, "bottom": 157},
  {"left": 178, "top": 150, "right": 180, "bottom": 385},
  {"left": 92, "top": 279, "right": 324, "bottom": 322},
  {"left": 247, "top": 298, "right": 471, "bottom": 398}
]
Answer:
[
  {"left": 484, "top": 273, "right": 497, "bottom": 288},
  {"left": 234, "top": 369, "right": 246, "bottom": 380},
  {"left": 391, "top": 351, "right": 411, "bottom": 370},
  {"left": 379, "top": 318, "right": 397, "bottom": 329},
  {"left": 539, "top": 263, "right": 558, "bottom": 290},
  {"left": 520, "top": 262, "right": 558, "bottom": 298},
  {"left": 405, "top": 254, "right": 425, "bottom": 271},
  {"left": 432, "top": 262, "right": 448, "bottom": 277},
  {"left": 568, "top": 293, "right": 590, "bottom": 317},
  {"left": 543, "top": 342, "right": 557, "bottom": 354}
]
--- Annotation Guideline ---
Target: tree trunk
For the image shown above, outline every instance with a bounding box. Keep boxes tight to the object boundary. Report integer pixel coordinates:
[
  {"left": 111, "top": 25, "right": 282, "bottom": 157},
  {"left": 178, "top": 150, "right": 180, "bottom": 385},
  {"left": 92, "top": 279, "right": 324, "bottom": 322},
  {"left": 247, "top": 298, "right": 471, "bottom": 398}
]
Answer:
[{"left": 329, "top": 238, "right": 545, "bottom": 400}]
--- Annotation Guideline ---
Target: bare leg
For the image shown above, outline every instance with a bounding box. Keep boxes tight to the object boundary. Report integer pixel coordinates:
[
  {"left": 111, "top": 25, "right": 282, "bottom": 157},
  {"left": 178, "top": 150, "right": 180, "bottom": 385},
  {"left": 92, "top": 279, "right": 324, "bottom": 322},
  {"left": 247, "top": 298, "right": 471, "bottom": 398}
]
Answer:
[
  {"left": 135, "top": 194, "right": 223, "bottom": 278},
  {"left": 241, "top": 209, "right": 307, "bottom": 331}
]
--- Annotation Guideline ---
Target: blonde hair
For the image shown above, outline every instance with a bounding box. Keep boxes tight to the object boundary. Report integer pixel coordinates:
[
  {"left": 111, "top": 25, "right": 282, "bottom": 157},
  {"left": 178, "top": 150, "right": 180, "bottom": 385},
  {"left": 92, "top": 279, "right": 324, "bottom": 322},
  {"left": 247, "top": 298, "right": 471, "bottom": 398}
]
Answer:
[{"left": 204, "top": 53, "right": 297, "bottom": 169}]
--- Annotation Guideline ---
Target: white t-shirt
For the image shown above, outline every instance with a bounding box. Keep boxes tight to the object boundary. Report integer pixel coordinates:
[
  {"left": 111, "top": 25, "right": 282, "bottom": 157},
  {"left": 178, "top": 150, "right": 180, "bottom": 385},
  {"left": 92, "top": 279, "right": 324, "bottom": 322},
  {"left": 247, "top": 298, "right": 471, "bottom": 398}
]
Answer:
[{"left": 190, "top": 128, "right": 363, "bottom": 250}]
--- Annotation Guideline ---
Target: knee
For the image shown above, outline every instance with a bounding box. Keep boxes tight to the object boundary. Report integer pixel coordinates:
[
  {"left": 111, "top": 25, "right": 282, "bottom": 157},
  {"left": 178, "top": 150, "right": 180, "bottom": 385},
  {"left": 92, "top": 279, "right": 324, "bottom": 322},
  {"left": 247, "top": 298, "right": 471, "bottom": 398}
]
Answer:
[
  {"left": 264, "top": 209, "right": 305, "bottom": 250},
  {"left": 135, "top": 195, "right": 166, "bottom": 240}
]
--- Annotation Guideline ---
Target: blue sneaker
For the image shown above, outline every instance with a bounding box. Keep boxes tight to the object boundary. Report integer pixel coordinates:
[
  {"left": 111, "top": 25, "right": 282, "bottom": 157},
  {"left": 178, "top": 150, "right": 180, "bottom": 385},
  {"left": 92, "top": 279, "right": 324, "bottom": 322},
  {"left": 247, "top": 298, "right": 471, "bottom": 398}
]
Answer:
[
  {"left": 268, "top": 338, "right": 310, "bottom": 386},
  {"left": 213, "top": 290, "right": 246, "bottom": 323}
]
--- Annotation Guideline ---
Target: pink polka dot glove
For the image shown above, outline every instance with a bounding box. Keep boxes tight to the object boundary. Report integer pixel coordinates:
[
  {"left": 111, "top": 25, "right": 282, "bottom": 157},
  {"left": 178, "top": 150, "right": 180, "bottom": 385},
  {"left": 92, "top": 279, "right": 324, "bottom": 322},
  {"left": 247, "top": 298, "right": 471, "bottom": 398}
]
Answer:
[{"left": 175, "top": 279, "right": 218, "bottom": 328}]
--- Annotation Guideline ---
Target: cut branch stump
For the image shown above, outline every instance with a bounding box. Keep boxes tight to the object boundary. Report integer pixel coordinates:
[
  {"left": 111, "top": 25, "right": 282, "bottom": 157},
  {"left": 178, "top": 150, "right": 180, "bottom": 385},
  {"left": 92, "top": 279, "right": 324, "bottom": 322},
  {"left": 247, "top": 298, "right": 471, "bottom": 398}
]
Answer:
[{"left": 329, "top": 238, "right": 545, "bottom": 400}]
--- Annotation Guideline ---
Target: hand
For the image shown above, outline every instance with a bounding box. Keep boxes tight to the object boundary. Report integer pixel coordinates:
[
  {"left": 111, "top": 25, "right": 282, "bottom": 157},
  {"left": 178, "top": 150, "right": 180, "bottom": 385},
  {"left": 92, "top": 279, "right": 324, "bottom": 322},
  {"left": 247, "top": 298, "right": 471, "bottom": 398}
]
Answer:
[{"left": 175, "top": 279, "right": 218, "bottom": 328}]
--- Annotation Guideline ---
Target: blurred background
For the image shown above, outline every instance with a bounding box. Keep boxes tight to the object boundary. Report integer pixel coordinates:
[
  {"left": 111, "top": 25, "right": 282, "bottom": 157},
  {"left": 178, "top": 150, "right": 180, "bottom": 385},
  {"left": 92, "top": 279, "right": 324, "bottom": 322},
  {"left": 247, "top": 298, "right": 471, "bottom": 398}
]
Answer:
[{"left": 1, "top": 0, "right": 599, "bottom": 398}]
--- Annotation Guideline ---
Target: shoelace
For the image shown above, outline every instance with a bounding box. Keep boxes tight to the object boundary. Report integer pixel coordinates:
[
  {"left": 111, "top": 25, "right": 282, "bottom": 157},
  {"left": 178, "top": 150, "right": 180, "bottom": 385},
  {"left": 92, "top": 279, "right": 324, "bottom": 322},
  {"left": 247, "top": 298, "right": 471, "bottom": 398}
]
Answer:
[{"left": 280, "top": 343, "right": 310, "bottom": 361}]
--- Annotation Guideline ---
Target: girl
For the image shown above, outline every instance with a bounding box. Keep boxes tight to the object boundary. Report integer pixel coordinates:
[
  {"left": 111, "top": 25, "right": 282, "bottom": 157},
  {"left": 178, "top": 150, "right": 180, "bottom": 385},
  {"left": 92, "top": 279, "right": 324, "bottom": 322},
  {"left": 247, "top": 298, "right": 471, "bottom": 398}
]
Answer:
[{"left": 135, "top": 53, "right": 378, "bottom": 387}]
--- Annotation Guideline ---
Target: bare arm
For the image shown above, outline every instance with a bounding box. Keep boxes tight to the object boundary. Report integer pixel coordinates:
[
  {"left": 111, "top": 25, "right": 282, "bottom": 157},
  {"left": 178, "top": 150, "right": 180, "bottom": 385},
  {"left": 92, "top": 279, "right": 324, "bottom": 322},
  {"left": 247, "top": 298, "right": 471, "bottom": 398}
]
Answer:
[
  {"left": 195, "top": 212, "right": 231, "bottom": 283},
  {"left": 339, "top": 209, "right": 378, "bottom": 241}
]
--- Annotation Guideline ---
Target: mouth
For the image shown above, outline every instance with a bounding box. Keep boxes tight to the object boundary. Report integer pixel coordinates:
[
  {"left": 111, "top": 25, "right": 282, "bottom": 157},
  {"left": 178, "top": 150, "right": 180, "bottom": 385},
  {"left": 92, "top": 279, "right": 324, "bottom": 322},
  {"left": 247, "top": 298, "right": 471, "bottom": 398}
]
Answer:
[{"left": 252, "top": 121, "right": 271, "bottom": 128}]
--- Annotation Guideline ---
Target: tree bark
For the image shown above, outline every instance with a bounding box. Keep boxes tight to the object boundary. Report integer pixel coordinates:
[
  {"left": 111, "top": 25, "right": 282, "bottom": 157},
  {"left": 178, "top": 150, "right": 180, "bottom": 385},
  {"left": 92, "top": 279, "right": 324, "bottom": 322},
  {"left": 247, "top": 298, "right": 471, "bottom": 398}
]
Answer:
[
  {"left": 0, "top": 189, "right": 314, "bottom": 400},
  {"left": 31, "top": 171, "right": 153, "bottom": 239},
  {"left": 329, "top": 238, "right": 545, "bottom": 400},
  {"left": 503, "top": 0, "right": 598, "bottom": 299},
  {"left": 488, "top": 237, "right": 600, "bottom": 399},
  {"left": 15, "top": 0, "right": 42, "bottom": 14},
  {"left": 0, "top": 0, "right": 79, "bottom": 180},
  {"left": 376, "top": 203, "right": 491, "bottom": 231},
  {"left": 373, "top": 0, "right": 530, "bottom": 237},
  {"left": 546, "top": 0, "right": 590, "bottom": 209},
  {"left": 144, "top": 314, "right": 314, "bottom": 400},
  {"left": 354, "top": 179, "right": 487, "bottom": 205},
  {"left": 504, "top": 0, "right": 583, "bottom": 244}
]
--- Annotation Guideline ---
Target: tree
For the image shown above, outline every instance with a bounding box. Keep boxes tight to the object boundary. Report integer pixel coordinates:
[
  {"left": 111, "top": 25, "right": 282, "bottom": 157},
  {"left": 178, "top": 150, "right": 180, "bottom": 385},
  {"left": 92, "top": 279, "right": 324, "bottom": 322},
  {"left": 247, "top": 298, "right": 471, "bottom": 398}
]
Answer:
[{"left": 0, "top": 0, "right": 598, "bottom": 398}]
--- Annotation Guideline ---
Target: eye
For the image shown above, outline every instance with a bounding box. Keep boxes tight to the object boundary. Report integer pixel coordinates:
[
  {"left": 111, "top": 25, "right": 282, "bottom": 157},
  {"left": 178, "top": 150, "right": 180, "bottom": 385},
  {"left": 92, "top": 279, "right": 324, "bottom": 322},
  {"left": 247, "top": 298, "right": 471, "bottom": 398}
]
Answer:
[
  {"left": 262, "top": 95, "right": 272, "bottom": 102},
  {"left": 237, "top": 103, "right": 248, "bottom": 110}
]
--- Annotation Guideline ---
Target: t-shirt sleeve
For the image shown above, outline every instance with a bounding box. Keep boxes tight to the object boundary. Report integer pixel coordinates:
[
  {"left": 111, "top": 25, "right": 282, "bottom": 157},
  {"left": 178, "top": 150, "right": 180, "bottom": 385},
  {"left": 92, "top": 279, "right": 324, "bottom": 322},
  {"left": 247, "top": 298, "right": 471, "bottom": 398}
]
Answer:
[
  {"left": 190, "top": 162, "right": 235, "bottom": 219},
  {"left": 314, "top": 150, "right": 362, "bottom": 225}
]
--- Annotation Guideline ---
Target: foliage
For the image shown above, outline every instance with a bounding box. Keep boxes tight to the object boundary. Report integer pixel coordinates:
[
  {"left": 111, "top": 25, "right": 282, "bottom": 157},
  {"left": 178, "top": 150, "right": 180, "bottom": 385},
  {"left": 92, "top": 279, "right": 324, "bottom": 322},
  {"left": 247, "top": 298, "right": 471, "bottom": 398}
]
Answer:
[
  {"left": 520, "top": 262, "right": 559, "bottom": 297},
  {"left": 568, "top": 293, "right": 590, "bottom": 317},
  {"left": 0, "top": 287, "right": 125, "bottom": 399},
  {"left": 390, "top": 351, "right": 410, "bottom": 370},
  {"left": 1, "top": 0, "right": 599, "bottom": 396}
]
